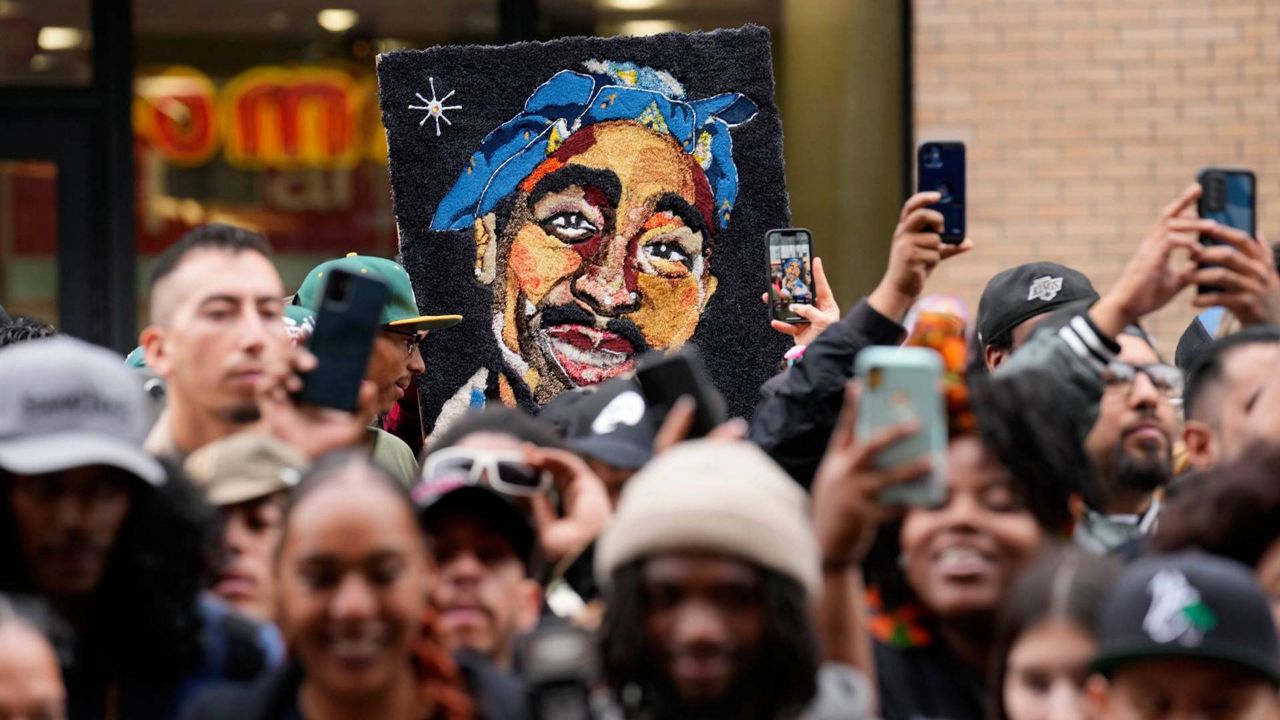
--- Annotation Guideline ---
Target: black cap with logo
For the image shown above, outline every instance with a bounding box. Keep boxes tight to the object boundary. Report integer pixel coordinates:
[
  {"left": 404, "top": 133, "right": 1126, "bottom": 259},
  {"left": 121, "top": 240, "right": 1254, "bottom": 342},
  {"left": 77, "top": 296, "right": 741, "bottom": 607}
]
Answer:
[
  {"left": 1092, "top": 550, "right": 1280, "bottom": 685},
  {"left": 977, "top": 262, "right": 1099, "bottom": 347},
  {"left": 538, "top": 378, "right": 658, "bottom": 471}
]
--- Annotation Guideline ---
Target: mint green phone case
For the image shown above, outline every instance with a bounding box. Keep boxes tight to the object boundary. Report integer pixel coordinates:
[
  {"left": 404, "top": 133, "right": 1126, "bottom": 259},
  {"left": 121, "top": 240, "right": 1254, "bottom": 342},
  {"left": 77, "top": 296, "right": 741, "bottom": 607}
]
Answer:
[{"left": 854, "top": 346, "right": 948, "bottom": 507}]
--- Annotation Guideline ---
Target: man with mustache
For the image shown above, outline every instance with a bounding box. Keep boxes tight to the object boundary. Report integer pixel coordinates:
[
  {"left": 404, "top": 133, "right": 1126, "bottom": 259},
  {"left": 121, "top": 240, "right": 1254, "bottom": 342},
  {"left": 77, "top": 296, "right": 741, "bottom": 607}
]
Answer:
[
  {"left": 1074, "top": 325, "right": 1181, "bottom": 556},
  {"left": 595, "top": 440, "right": 871, "bottom": 719},
  {"left": 430, "top": 60, "right": 756, "bottom": 411},
  {"left": 142, "top": 224, "right": 291, "bottom": 461}
]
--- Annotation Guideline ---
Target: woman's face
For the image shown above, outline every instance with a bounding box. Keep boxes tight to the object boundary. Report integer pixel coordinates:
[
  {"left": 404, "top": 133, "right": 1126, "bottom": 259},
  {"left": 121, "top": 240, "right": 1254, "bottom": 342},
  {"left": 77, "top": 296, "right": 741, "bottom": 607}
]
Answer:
[
  {"left": 1004, "top": 618, "right": 1098, "bottom": 720},
  {"left": 276, "top": 472, "right": 431, "bottom": 700},
  {"left": 900, "top": 436, "right": 1045, "bottom": 619}
]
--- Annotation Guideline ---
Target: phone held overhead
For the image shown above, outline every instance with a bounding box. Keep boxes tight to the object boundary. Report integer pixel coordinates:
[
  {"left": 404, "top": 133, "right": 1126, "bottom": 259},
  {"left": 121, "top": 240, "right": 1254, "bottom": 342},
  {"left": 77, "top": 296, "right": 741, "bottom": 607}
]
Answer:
[{"left": 918, "top": 141, "right": 966, "bottom": 245}]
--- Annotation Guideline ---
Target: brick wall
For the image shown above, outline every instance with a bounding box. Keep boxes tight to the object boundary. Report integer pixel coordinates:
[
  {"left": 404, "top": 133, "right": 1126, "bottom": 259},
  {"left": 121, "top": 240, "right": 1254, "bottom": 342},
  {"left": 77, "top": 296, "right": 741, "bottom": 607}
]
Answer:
[{"left": 913, "top": 0, "right": 1280, "bottom": 353}]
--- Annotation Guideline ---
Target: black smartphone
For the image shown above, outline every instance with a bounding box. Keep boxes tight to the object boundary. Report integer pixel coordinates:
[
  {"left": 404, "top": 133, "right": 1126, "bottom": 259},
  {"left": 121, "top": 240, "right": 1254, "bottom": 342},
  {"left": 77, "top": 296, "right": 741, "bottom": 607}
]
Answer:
[
  {"left": 765, "top": 228, "right": 815, "bottom": 324},
  {"left": 520, "top": 625, "right": 597, "bottom": 720},
  {"left": 296, "top": 268, "right": 390, "bottom": 412},
  {"left": 917, "top": 141, "right": 966, "bottom": 244},
  {"left": 1197, "top": 168, "right": 1257, "bottom": 294},
  {"left": 634, "top": 346, "right": 727, "bottom": 439}
]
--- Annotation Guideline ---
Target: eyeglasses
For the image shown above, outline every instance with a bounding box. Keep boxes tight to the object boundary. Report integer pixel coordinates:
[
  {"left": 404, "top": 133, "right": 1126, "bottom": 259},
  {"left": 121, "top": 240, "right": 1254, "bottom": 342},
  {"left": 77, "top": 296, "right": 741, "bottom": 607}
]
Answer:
[
  {"left": 421, "top": 448, "right": 551, "bottom": 497},
  {"left": 382, "top": 328, "right": 426, "bottom": 355},
  {"left": 1101, "top": 361, "right": 1183, "bottom": 399}
]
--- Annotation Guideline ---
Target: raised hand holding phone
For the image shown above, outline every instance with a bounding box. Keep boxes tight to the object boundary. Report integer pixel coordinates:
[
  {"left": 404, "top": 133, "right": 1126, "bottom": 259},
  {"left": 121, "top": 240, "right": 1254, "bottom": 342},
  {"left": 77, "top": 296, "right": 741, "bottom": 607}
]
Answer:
[
  {"left": 765, "top": 228, "right": 817, "bottom": 324},
  {"left": 854, "top": 346, "right": 947, "bottom": 508},
  {"left": 917, "top": 141, "right": 966, "bottom": 244},
  {"left": 812, "top": 382, "right": 934, "bottom": 568}
]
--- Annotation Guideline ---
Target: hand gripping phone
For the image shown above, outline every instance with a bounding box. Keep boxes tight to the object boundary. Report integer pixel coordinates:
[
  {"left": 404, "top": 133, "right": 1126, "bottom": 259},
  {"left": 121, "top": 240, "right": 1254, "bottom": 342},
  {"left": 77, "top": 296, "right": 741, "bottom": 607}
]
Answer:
[
  {"left": 634, "top": 345, "right": 727, "bottom": 440},
  {"left": 296, "top": 268, "right": 389, "bottom": 412},
  {"left": 854, "top": 346, "right": 948, "bottom": 507},
  {"left": 918, "top": 141, "right": 966, "bottom": 244},
  {"left": 1197, "top": 167, "right": 1257, "bottom": 294},
  {"left": 765, "top": 228, "right": 815, "bottom": 323}
]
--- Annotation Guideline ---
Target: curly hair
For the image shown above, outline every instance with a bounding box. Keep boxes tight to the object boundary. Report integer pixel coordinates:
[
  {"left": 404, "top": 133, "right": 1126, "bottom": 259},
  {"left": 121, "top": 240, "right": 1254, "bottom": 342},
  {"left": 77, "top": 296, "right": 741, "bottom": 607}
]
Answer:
[
  {"left": 0, "top": 459, "right": 216, "bottom": 680},
  {"left": 864, "top": 367, "right": 1089, "bottom": 611},
  {"left": 283, "top": 451, "right": 474, "bottom": 720},
  {"left": 0, "top": 315, "right": 57, "bottom": 348},
  {"left": 599, "top": 559, "right": 819, "bottom": 720},
  {"left": 1153, "top": 441, "right": 1280, "bottom": 568}
]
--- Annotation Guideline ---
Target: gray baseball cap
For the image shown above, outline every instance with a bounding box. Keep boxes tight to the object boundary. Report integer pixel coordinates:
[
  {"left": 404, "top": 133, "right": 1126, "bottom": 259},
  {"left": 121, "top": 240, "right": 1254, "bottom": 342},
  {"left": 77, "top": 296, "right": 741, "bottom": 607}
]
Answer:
[{"left": 0, "top": 337, "right": 164, "bottom": 486}]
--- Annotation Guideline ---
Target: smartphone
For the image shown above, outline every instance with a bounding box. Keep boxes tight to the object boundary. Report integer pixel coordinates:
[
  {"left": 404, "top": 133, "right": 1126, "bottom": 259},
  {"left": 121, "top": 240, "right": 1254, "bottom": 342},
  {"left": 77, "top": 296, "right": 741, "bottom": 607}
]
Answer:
[
  {"left": 296, "top": 268, "right": 390, "bottom": 412},
  {"left": 917, "top": 141, "right": 966, "bottom": 244},
  {"left": 765, "top": 228, "right": 815, "bottom": 323},
  {"left": 1197, "top": 167, "right": 1257, "bottom": 294},
  {"left": 634, "top": 346, "right": 727, "bottom": 440},
  {"left": 520, "top": 625, "right": 597, "bottom": 720},
  {"left": 854, "top": 346, "right": 947, "bottom": 507}
]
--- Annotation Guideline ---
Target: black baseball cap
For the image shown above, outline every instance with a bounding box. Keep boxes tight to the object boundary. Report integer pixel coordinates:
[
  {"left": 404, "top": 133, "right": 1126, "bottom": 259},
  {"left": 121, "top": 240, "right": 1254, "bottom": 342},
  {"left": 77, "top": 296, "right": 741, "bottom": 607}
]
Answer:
[
  {"left": 539, "top": 378, "right": 657, "bottom": 470},
  {"left": 414, "top": 480, "right": 540, "bottom": 576},
  {"left": 1092, "top": 550, "right": 1280, "bottom": 685},
  {"left": 977, "top": 262, "right": 1099, "bottom": 347}
]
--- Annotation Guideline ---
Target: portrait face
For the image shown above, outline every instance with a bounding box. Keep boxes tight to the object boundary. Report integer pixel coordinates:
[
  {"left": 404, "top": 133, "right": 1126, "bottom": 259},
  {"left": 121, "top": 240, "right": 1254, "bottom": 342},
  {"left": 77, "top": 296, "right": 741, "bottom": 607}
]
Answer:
[
  {"left": 212, "top": 492, "right": 288, "bottom": 623},
  {"left": 8, "top": 466, "right": 134, "bottom": 598},
  {"left": 641, "top": 551, "right": 766, "bottom": 710},
  {"left": 428, "top": 513, "right": 540, "bottom": 669},
  {"left": 1003, "top": 618, "right": 1098, "bottom": 720},
  {"left": 365, "top": 330, "right": 427, "bottom": 417},
  {"left": 900, "top": 436, "right": 1045, "bottom": 619},
  {"left": 275, "top": 472, "right": 431, "bottom": 702},
  {"left": 1083, "top": 336, "right": 1176, "bottom": 502},
  {"left": 142, "top": 248, "right": 289, "bottom": 425},
  {"left": 475, "top": 120, "right": 719, "bottom": 403},
  {"left": 1090, "top": 658, "right": 1279, "bottom": 720},
  {"left": 1184, "top": 343, "right": 1280, "bottom": 471}
]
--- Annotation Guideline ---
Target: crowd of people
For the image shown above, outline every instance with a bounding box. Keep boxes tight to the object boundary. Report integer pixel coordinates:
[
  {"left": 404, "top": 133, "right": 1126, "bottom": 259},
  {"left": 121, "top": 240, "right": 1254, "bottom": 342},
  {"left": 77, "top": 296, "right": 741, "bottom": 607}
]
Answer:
[{"left": 2, "top": 177, "right": 1280, "bottom": 720}]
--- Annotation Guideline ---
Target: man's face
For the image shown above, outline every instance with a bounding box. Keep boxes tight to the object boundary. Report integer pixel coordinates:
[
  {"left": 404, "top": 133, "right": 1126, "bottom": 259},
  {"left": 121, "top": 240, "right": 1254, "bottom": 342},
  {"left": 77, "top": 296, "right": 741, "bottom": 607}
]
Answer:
[
  {"left": 212, "top": 492, "right": 287, "bottom": 623},
  {"left": 478, "top": 121, "right": 719, "bottom": 403},
  {"left": 143, "top": 249, "right": 288, "bottom": 425},
  {"left": 1083, "top": 336, "right": 1175, "bottom": 506},
  {"left": 429, "top": 513, "right": 539, "bottom": 669},
  {"left": 8, "top": 466, "right": 133, "bottom": 597},
  {"left": 641, "top": 551, "right": 766, "bottom": 710},
  {"left": 1090, "top": 658, "right": 1280, "bottom": 720},
  {"left": 365, "top": 331, "right": 427, "bottom": 417},
  {"left": 1184, "top": 343, "right": 1280, "bottom": 470}
]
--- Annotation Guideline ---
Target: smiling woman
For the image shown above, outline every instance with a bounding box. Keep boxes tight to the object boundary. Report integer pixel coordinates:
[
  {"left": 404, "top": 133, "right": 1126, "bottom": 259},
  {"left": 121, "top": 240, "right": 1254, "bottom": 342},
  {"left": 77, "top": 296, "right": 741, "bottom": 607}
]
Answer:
[{"left": 182, "top": 452, "right": 477, "bottom": 720}]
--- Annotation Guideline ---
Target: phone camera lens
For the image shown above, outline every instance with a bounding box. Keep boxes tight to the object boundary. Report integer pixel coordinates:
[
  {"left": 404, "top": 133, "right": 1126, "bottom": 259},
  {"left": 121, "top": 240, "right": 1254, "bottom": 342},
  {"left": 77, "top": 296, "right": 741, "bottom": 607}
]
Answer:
[{"left": 922, "top": 145, "right": 943, "bottom": 169}]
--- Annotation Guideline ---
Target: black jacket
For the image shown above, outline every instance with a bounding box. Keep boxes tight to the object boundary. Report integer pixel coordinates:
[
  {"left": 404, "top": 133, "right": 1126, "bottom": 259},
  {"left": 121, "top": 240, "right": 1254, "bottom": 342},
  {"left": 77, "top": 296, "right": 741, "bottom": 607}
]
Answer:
[
  {"left": 180, "top": 652, "right": 528, "bottom": 720},
  {"left": 749, "top": 299, "right": 906, "bottom": 487}
]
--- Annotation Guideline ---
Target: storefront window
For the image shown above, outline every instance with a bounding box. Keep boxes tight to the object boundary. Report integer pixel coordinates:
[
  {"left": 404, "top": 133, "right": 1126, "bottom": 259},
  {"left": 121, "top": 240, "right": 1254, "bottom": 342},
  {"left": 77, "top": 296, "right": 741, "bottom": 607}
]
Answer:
[
  {"left": 0, "top": 160, "right": 58, "bottom": 321},
  {"left": 0, "top": 0, "right": 92, "bottom": 86},
  {"left": 133, "top": 0, "right": 902, "bottom": 323}
]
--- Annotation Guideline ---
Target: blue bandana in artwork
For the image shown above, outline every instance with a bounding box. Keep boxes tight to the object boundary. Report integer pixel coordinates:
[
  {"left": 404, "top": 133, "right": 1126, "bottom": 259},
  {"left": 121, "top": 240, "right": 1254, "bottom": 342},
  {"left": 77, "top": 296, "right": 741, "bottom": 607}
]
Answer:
[{"left": 430, "top": 60, "right": 758, "bottom": 233}]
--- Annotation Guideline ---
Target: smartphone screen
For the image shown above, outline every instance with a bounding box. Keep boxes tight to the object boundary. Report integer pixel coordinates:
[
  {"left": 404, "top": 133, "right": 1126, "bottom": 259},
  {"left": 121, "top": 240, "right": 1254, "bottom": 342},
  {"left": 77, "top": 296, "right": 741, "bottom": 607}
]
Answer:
[
  {"left": 917, "top": 141, "right": 966, "bottom": 244},
  {"left": 766, "top": 228, "right": 815, "bottom": 323}
]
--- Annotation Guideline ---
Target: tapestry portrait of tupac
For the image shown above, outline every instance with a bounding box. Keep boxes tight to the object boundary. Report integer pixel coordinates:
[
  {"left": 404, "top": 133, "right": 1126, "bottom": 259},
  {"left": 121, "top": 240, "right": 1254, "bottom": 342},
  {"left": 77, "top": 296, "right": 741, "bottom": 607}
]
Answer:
[{"left": 377, "top": 25, "right": 790, "bottom": 432}]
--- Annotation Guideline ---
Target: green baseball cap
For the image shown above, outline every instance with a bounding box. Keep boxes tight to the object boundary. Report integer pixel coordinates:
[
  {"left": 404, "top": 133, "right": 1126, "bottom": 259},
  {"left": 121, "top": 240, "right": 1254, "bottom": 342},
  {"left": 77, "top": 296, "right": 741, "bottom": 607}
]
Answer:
[{"left": 293, "top": 253, "right": 462, "bottom": 331}]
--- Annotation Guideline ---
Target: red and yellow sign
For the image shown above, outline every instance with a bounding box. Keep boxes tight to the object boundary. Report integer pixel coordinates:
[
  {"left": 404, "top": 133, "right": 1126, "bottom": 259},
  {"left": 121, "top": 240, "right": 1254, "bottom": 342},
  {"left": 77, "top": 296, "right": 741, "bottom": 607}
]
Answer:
[{"left": 134, "top": 65, "right": 388, "bottom": 170}]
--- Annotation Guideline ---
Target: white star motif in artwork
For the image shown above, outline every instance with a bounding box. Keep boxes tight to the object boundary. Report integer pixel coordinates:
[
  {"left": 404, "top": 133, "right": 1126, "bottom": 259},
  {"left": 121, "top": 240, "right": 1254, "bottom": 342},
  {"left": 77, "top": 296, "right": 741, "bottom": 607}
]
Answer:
[{"left": 408, "top": 77, "right": 462, "bottom": 137}]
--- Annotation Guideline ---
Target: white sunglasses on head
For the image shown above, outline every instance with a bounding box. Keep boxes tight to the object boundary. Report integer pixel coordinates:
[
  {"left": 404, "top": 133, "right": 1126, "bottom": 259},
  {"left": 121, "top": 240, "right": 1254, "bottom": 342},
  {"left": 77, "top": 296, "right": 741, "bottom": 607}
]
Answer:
[{"left": 421, "top": 447, "right": 551, "bottom": 497}]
